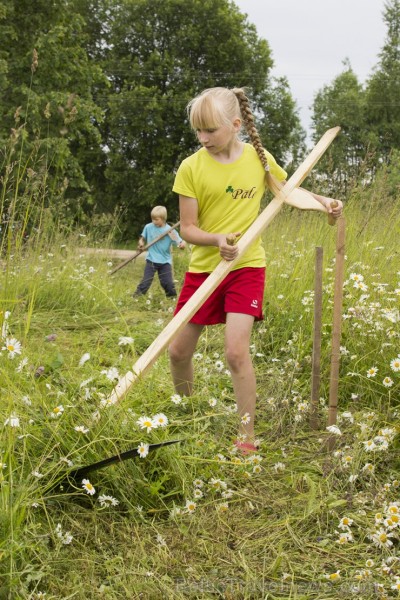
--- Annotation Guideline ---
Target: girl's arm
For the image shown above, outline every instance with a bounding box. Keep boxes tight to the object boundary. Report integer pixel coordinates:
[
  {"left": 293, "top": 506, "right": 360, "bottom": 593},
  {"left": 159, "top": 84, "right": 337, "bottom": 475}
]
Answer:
[
  {"left": 179, "top": 195, "right": 239, "bottom": 261},
  {"left": 307, "top": 190, "right": 343, "bottom": 218}
]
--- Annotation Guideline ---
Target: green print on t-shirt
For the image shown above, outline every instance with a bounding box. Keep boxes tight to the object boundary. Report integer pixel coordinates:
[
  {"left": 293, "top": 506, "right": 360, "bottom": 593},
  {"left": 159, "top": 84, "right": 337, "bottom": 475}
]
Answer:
[{"left": 225, "top": 185, "right": 257, "bottom": 199}]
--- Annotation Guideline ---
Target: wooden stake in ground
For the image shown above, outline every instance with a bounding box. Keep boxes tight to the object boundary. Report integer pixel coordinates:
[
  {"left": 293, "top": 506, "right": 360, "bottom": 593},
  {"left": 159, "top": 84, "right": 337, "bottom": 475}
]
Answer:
[
  {"left": 310, "top": 246, "right": 323, "bottom": 430},
  {"left": 109, "top": 222, "right": 180, "bottom": 275},
  {"left": 327, "top": 216, "right": 346, "bottom": 450},
  {"left": 107, "top": 127, "right": 340, "bottom": 404}
]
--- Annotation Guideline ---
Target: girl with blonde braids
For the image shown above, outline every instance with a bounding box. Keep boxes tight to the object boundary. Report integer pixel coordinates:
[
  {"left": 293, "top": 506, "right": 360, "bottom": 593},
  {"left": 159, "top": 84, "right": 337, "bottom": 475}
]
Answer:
[{"left": 169, "top": 87, "right": 342, "bottom": 453}]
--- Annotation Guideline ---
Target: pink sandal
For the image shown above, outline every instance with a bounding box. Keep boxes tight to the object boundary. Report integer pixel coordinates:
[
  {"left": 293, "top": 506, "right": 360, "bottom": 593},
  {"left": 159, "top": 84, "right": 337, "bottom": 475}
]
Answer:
[{"left": 234, "top": 440, "right": 258, "bottom": 455}]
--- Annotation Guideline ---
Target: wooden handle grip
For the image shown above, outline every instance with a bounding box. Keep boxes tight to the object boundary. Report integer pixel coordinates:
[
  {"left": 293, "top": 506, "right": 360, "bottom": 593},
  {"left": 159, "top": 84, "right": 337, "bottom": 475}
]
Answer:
[
  {"left": 328, "top": 200, "right": 339, "bottom": 226},
  {"left": 226, "top": 233, "right": 237, "bottom": 246}
]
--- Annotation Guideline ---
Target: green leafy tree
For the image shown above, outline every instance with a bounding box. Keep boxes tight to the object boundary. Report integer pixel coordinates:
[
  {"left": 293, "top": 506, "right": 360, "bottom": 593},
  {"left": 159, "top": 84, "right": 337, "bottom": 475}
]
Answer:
[
  {"left": 101, "top": 0, "right": 303, "bottom": 237},
  {"left": 0, "top": 0, "right": 105, "bottom": 226},
  {"left": 365, "top": 0, "right": 400, "bottom": 160},
  {"left": 310, "top": 61, "right": 367, "bottom": 193}
]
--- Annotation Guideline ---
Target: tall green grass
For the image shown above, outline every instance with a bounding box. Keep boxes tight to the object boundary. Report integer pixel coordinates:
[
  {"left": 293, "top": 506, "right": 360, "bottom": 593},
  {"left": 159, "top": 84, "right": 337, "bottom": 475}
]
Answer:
[{"left": 1, "top": 164, "right": 399, "bottom": 597}]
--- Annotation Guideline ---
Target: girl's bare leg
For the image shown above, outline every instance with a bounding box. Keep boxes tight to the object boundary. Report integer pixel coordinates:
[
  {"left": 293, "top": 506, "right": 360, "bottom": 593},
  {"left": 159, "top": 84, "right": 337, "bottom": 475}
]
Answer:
[
  {"left": 225, "top": 313, "right": 256, "bottom": 442},
  {"left": 169, "top": 322, "right": 204, "bottom": 396}
]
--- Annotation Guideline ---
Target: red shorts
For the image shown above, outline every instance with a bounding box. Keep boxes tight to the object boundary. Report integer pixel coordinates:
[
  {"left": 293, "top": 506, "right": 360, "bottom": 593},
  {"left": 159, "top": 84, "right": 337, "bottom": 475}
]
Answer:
[{"left": 174, "top": 267, "right": 265, "bottom": 325}]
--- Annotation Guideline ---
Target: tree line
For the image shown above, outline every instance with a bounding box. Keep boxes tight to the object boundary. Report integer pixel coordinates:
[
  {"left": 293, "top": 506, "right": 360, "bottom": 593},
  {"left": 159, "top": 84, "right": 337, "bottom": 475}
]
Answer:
[{"left": 0, "top": 0, "right": 399, "bottom": 239}]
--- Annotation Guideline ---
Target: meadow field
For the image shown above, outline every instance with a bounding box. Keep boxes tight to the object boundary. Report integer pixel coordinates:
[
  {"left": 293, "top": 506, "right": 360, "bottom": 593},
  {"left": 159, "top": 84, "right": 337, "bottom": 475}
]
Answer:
[{"left": 0, "top": 181, "right": 399, "bottom": 599}]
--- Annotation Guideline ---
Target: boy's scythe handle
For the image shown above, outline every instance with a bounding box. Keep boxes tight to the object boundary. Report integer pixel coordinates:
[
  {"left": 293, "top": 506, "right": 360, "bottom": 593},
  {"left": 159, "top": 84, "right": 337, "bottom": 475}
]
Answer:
[
  {"left": 109, "top": 222, "right": 180, "bottom": 275},
  {"left": 108, "top": 126, "right": 341, "bottom": 403}
]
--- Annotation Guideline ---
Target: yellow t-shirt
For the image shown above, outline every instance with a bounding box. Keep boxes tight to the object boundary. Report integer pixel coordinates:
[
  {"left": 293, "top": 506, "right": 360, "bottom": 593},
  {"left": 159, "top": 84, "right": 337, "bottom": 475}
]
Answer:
[{"left": 173, "top": 143, "right": 287, "bottom": 273}]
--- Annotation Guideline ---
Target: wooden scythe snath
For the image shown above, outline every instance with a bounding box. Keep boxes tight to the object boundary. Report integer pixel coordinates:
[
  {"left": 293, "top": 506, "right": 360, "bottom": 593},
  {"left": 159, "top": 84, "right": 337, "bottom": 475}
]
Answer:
[{"left": 109, "top": 126, "right": 341, "bottom": 404}]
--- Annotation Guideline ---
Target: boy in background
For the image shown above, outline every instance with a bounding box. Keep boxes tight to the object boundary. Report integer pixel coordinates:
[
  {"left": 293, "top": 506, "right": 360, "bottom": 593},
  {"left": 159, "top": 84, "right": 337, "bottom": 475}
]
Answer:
[{"left": 134, "top": 206, "right": 185, "bottom": 298}]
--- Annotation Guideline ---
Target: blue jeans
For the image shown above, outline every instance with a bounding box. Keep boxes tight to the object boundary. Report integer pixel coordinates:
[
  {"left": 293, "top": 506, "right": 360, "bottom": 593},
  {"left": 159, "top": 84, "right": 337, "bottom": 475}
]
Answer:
[{"left": 135, "top": 260, "right": 177, "bottom": 297}]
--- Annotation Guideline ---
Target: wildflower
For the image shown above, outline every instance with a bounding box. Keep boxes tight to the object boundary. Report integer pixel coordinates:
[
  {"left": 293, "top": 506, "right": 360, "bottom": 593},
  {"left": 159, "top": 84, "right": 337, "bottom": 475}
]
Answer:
[
  {"left": 101, "top": 367, "right": 119, "bottom": 381},
  {"left": 156, "top": 533, "right": 167, "bottom": 547},
  {"left": 373, "top": 436, "right": 389, "bottom": 451},
  {"left": 74, "top": 425, "right": 89, "bottom": 434},
  {"left": 170, "top": 393, "right": 182, "bottom": 405},
  {"left": 137, "top": 416, "right": 154, "bottom": 433},
  {"left": 365, "top": 559, "right": 374, "bottom": 568},
  {"left": 384, "top": 515, "right": 399, "bottom": 529},
  {"left": 363, "top": 439, "right": 376, "bottom": 451},
  {"left": 79, "top": 352, "right": 90, "bottom": 366},
  {"left": 98, "top": 495, "right": 119, "bottom": 507},
  {"left": 336, "top": 531, "right": 353, "bottom": 544},
  {"left": 253, "top": 464, "right": 262, "bottom": 474},
  {"left": 45, "top": 333, "right": 57, "bottom": 342},
  {"left": 341, "top": 411, "right": 354, "bottom": 423},
  {"left": 390, "top": 357, "right": 400, "bottom": 372},
  {"left": 214, "top": 360, "right": 224, "bottom": 371},
  {"left": 326, "top": 425, "right": 342, "bottom": 435},
  {"left": 118, "top": 336, "right": 134, "bottom": 346},
  {"left": 185, "top": 500, "right": 196, "bottom": 513},
  {"left": 51, "top": 405, "right": 64, "bottom": 418},
  {"left": 216, "top": 502, "right": 229, "bottom": 512},
  {"left": 152, "top": 413, "right": 168, "bottom": 428},
  {"left": 193, "top": 479, "right": 204, "bottom": 488},
  {"left": 16, "top": 357, "right": 29, "bottom": 372},
  {"left": 325, "top": 570, "right": 341, "bottom": 582},
  {"left": 370, "top": 528, "right": 394, "bottom": 548},
  {"left": 82, "top": 479, "right": 96, "bottom": 495},
  {"left": 338, "top": 516, "right": 353, "bottom": 529},
  {"left": 350, "top": 273, "right": 364, "bottom": 282},
  {"left": 208, "top": 397, "right": 217, "bottom": 407},
  {"left": 382, "top": 376, "right": 394, "bottom": 388},
  {"left": 366, "top": 366, "right": 378, "bottom": 378},
  {"left": 386, "top": 503, "right": 400, "bottom": 516},
  {"left": 273, "top": 462, "right": 286, "bottom": 472},
  {"left": 2, "top": 337, "right": 22, "bottom": 359},
  {"left": 362, "top": 463, "right": 375, "bottom": 474},
  {"left": 193, "top": 488, "right": 203, "bottom": 499},
  {"left": 4, "top": 414, "right": 20, "bottom": 428},
  {"left": 209, "top": 478, "right": 227, "bottom": 491},
  {"left": 55, "top": 523, "right": 73, "bottom": 545},
  {"left": 391, "top": 579, "right": 400, "bottom": 592},
  {"left": 137, "top": 442, "right": 149, "bottom": 458},
  {"left": 241, "top": 412, "right": 251, "bottom": 424}
]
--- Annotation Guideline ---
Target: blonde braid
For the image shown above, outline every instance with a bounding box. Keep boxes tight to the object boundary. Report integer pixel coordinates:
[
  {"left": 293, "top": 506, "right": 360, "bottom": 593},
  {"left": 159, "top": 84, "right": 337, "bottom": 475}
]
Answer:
[{"left": 233, "top": 88, "right": 274, "bottom": 192}]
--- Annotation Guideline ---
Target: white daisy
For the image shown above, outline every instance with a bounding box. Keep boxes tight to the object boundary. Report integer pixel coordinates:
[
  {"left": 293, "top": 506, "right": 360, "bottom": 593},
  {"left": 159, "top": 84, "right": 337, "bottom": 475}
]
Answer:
[
  {"left": 152, "top": 413, "right": 169, "bottom": 428},
  {"left": 390, "top": 357, "right": 400, "bottom": 372},
  {"left": 370, "top": 528, "right": 394, "bottom": 548},
  {"left": 208, "top": 397, "right": 217, "bottom": 407},
  {"left": 2, "top": 337, "right": 22, "bottom": 359},
  {"left": 241, "top": 412, "right": 251, "bottom": 425},
  {"left": 50, "top": 405, "right": 64, "bottom": 418},
  {"left": 366, "top": 366, "right": 378, "bottom": 378},
  {"left": 170, "top": 394, "right": 182, "bottom": 405},
  {"left": 326, "top": 425, "right": 342, "bottom": 436},
  {"left": 74, "top": 425, "right": 89, "bottom": 434},
  {"left": 82, "top": 479, "right": 96, "bottom": 495},
  {"left": 137, "top": 442, "right": 149, "bottom": 458},
  {"left": 118, "top": 336, "right": 134, "bottom": 346},
  {"left": 4, "top": 415, "right": 20, "bottom": 428},
  {"left": 137, "top": 416, "right": 154, "bottom": 433},
  {"left": 101, "top": 367, "right": 119, "bottom": 381},
  {"left": 382, "top": 376, "right": 394, "bottom": 388},
  {"left": 98, "top": 494, "right": 119, "bottom": 507},
  {"left": 185, "top": 500, "right": 196, "bottom": 513}
]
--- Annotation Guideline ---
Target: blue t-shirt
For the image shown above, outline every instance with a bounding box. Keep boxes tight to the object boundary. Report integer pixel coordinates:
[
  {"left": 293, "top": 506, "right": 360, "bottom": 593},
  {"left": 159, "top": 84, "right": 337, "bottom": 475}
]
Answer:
[{"left": 141, "top": 223, "right": 182, "bottom": 264}]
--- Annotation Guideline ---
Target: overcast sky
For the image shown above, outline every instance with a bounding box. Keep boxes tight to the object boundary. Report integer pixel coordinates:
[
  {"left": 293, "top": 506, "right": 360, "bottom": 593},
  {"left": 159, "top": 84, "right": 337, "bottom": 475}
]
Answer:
[{"left": 233, "top": 0, "right": 387, "bottom": 138}]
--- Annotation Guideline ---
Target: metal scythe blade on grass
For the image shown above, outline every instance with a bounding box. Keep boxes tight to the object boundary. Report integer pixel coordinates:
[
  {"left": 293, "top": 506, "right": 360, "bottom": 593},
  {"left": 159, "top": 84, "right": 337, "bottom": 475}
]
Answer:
[
  {"left": 108, "top": 126, "right": 341, "bottom": 404},
  {"left": 109, "top": 221, "right": 181, "bottom": 275},
  {"left": 53, "top": 440, "right": 183, "bottom": 489}
]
